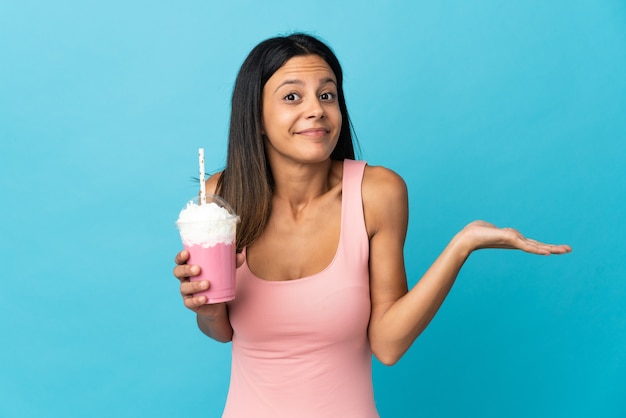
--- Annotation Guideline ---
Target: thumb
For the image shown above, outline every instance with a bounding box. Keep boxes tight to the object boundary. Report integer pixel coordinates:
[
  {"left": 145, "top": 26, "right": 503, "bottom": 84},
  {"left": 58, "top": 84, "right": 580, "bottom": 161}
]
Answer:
[{"left": 236, "top": 252, "right": 246, "bottom": 268}]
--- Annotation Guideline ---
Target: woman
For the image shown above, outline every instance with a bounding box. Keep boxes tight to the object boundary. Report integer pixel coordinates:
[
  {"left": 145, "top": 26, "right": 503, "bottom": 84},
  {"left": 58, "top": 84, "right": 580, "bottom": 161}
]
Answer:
[{"left": 173, "top": 33, "right": 571, "bottom": 417}]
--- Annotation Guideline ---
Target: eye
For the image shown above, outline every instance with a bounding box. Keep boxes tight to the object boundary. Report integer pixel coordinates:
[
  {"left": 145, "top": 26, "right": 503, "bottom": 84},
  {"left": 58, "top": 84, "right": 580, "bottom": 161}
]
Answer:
[
  {"left": 320, "top": 92, "right": 336, "bottom": 101},
  {"left": 284, "top": 92, "right": 301, "bottom": 101}
]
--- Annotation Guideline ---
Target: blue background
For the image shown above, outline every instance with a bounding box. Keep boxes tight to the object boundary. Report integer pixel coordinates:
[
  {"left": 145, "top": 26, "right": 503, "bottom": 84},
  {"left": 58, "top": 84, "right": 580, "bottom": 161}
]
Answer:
[{"left": 1, "top": 1, "right": 625, "bottom": 417}]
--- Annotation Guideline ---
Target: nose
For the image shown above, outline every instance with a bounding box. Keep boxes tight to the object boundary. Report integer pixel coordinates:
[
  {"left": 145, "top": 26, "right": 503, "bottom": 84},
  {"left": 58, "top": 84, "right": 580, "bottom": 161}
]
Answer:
[{"left": 306, "top": 98, "right": 325, "bottom": 119}]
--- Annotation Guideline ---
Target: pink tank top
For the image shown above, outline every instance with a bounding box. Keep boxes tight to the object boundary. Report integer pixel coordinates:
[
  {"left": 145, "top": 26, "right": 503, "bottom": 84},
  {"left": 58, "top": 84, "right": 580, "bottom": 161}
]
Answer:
[{"left": 222, "top": 160, "right": 379, "bottom": 417}]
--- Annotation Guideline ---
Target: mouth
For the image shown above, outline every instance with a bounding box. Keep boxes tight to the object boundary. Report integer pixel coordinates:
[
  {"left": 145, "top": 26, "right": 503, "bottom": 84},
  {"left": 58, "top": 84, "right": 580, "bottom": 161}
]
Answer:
[{"left": 295, "top": 128, "right": 330, "bottom": 137}]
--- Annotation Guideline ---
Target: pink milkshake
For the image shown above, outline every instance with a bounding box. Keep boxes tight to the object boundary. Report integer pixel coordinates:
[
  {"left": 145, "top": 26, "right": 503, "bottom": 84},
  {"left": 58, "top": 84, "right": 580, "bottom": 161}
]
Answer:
[{"left": 176, "top": 195, "right": 239, "bottom": 304}]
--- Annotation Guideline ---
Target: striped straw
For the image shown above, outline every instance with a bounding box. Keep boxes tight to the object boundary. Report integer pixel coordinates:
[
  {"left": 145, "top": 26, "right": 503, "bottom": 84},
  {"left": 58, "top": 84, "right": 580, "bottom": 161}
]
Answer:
[{"left": 198, "top": 148, "right": 206, "bottom": 205}]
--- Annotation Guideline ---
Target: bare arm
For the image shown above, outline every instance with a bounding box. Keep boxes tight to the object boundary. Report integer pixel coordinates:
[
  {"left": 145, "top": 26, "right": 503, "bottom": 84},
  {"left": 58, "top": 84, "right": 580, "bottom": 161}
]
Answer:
[{"left": 363, "top": 167, "right": 571, "bottom": 365}]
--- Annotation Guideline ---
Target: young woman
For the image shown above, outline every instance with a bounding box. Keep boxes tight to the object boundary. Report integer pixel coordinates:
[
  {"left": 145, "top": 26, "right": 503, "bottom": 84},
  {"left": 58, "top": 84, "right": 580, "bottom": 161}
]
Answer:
[{"left": 173, "top": 33, "right": 571, "bottom": 417}]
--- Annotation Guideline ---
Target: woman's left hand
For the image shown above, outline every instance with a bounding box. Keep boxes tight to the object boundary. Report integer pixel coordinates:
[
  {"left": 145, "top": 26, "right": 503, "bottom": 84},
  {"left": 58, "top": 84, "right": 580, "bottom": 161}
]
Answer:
[{"left": 459, "top": 220, "right": 572, "bottom": 255}]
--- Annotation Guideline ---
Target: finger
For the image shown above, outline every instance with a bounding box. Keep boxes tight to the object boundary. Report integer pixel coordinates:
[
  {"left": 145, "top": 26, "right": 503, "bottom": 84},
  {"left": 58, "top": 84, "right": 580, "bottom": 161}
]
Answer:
[
  {"left": 236, "top": 252, "right": 245, "bottom": 268},
  {"left": 544, "top": 243, "right": 572, "bottom": 254},
  {"left": 507, "top": 230, "right": 559, "bottom": 254},
  {"left": 174, "top": 249, "right": 190, "bottom": 265},
  {"left": 507, "top": 233, "right": 550, "bottom": 254},
  {"left": 173, "top": 264, "right": 201, "bottom": 281},
  {"left": 525, "top": 242, "right": 552, "bottom": 255},
  {"left": 558, "top": 244, "right": 572, "bottom": 253},
  {"left": 181, "top": 280, "right": 209, "bottom": 297},
  {"left": 184, "top": 294, "right": 208, "bottom": 310},
  {"left": 524, "top": 238, "right": 572, "bottom": 254},
  {"left": 525, "top": 241, "right": 572, "bottom": 256}
]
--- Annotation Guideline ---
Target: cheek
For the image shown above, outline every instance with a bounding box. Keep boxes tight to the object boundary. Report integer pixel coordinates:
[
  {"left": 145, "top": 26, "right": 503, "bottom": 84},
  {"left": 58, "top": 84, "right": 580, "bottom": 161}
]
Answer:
[
  {"left": 329, "top": 106, "right": 342, "bottom": 130},
  {"left": 263, "top": 111, "right": 288, "bottom": 135},
  {"left": 262, "top": 110, "right": 295, "bottom": 141},
  {"left": 261, "top": 106, "right": 278, "bottom": 132}
]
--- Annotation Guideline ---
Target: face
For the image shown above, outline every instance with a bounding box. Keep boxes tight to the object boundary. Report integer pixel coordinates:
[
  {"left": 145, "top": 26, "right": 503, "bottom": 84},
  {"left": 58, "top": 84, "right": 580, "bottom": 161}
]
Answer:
[{"left": 261, "top": 55, "right": 342, "bottom": 165}]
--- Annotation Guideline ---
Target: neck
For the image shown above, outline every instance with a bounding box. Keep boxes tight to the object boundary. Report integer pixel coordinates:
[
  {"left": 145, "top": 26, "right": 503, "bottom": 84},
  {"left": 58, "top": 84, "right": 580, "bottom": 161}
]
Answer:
[{"left": 270, "top": 159, "right": 336, "bottom": 210}]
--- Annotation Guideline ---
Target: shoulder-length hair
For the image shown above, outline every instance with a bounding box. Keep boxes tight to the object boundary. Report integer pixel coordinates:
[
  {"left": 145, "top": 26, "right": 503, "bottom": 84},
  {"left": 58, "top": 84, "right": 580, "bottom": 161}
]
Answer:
[{"left": 217, "top": 33, "right": 359, "bottom": 251}]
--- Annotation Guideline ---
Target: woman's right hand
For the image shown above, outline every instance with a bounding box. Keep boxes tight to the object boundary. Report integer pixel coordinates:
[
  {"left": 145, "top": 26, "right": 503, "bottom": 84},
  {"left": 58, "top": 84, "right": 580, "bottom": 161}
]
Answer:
[{"left": 173, "top": 249, "right": 228, "bottom": 317}]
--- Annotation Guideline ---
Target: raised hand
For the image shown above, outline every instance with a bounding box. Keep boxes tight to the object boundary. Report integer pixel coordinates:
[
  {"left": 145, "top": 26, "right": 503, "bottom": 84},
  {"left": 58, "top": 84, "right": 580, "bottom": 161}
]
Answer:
[{"left": 460, "top": 220, "right": 572, "bottom": 255}]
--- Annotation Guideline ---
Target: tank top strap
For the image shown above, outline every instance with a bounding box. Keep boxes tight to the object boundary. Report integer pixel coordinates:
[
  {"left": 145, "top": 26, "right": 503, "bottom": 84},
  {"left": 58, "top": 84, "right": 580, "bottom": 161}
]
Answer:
[{"left": 340, "top": 159, "right": 369, "bottom": 260}]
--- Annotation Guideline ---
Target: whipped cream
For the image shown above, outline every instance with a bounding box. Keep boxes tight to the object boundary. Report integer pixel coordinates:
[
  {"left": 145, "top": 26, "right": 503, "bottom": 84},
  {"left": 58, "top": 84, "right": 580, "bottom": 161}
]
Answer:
[{"left": 176, "top": 200, "right": 238, "bottom": 247}]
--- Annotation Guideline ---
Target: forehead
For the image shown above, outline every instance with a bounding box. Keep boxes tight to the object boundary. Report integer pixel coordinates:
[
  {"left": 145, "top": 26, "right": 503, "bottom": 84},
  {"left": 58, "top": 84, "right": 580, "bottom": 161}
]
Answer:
[{"left": 268, "top": 55, "right": 336, "bottom": 84}]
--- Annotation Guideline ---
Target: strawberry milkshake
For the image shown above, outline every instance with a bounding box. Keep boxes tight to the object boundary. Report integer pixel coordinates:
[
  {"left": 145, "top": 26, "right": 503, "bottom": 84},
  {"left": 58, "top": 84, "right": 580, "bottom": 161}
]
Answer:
[{"left": 176, "top": 195, "right": 239, "bottom": 303}]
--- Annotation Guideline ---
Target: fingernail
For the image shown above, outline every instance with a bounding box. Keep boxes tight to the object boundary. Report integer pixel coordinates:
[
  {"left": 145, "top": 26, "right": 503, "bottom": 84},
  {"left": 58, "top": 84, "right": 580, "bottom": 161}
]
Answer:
[{"left": 191, "top": 265, "right": 200, "bottom": 275}]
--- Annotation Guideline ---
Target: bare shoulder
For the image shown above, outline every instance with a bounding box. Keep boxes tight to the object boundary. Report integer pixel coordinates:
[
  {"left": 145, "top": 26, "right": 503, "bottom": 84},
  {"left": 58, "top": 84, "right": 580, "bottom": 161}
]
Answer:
[
  {"left": 362, "top": 164, "right": 408, "bottom": 237},
  {"left": 205, "top": 171, "right": 223, "bottom": 195},
  {"left": 362, "top": 165, "right": 407, "bottom": 197}
]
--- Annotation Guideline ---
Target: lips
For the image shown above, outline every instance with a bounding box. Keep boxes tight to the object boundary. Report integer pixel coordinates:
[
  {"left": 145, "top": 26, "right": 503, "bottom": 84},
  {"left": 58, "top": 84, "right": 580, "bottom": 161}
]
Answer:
[{"left": 295, "top": 128, "right": 329, "bottom": 137}]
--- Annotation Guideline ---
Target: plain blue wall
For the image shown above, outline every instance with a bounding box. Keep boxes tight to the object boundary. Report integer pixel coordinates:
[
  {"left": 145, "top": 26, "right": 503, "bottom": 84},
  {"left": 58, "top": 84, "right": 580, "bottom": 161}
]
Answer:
[{"left": 1, "top": 1, "right": 624, "bottom": 417}]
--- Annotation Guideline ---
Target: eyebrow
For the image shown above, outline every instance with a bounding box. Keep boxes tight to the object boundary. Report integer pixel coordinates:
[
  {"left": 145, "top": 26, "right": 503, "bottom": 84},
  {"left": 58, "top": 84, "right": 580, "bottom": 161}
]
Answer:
[{"left": 273, "top": 77, "right": 337, "bottom": 93}]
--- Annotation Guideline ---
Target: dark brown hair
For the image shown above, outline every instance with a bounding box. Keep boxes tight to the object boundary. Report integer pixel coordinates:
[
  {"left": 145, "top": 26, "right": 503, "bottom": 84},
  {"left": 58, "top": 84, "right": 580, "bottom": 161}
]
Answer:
[{"left": 217, "top": 33, "right": 359, "bottom": 251}]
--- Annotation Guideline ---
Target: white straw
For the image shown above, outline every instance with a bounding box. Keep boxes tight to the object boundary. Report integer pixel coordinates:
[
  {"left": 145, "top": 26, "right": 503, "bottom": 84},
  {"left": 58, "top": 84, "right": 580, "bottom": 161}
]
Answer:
[{"left": 198, "top": 148, "right": 206, "bottom": 205}]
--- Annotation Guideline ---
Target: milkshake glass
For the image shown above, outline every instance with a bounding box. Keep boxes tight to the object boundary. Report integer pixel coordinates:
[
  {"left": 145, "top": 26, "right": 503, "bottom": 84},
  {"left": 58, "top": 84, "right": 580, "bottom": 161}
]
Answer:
[{"left": 175, "top": 195, "right": 239, "bottom": 304}]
